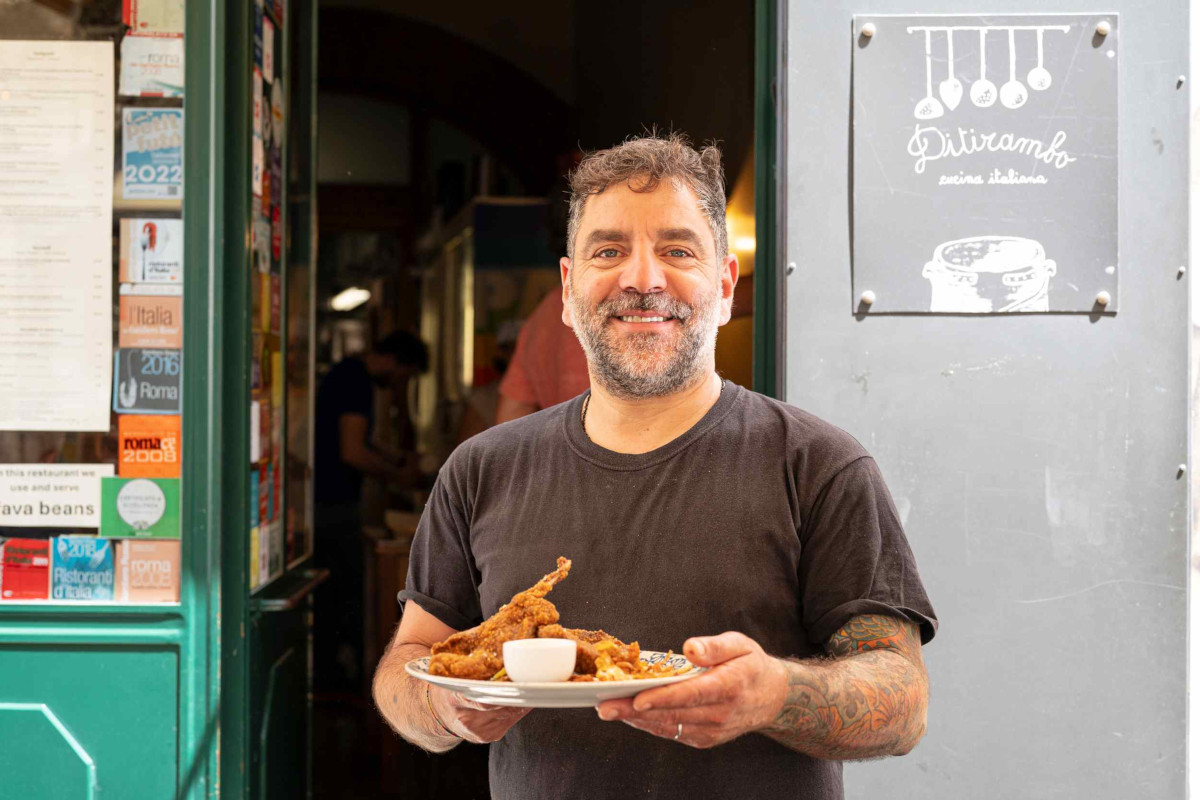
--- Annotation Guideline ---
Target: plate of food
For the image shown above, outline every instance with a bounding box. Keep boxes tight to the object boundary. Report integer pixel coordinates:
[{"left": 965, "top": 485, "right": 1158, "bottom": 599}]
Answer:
[{"left": 405, "top": 557, "right": 706, "bottom": 708}]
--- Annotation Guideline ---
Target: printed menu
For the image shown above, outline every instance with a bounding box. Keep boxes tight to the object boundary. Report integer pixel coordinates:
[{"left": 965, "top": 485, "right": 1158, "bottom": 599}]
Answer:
[{"left": 0, "top": 42, "right": 115, "bottom": 431}]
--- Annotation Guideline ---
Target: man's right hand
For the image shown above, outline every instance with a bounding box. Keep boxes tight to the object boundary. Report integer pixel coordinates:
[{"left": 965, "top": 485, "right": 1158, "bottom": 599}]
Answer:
[{"left": 430, "top": 686, "right": 531, "bottom": 743}]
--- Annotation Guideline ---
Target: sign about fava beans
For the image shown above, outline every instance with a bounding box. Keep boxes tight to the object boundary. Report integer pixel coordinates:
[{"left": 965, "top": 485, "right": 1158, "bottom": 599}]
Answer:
[{"left": 851, "top": 14, "right": 1118, "bottom": 313}]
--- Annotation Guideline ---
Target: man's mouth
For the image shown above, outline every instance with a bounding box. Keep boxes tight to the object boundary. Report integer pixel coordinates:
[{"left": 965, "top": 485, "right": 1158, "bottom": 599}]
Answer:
[{"left": 614, "top": 314, "right": 674, "bottom": 324}]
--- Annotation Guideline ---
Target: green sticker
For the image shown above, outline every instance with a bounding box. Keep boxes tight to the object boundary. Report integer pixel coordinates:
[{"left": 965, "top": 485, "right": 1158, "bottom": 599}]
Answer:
[{"left": 100, "top": 477, "right": 181, "bottom": 538}]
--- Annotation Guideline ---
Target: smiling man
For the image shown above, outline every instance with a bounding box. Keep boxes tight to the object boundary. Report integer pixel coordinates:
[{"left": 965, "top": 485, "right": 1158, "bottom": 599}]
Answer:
[{"left": 373, "top": 133, "right": 938, "bottom": 799}]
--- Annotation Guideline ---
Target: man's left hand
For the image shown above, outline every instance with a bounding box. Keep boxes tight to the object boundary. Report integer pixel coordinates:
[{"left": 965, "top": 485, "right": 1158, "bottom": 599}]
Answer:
[{"left": 594, "top": 632, "right": 788, "bottom": 749}]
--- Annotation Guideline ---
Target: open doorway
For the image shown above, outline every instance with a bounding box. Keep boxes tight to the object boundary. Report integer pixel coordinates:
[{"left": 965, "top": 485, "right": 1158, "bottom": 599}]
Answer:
[{"left": 310, "top": 3, "right": 758, "bottom": 796}]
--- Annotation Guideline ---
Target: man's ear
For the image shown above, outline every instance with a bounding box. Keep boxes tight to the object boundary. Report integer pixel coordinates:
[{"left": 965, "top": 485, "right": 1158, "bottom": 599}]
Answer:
[
  {"left": 560, "top": 256, "right": 573, "bottom": 328},
  {"left": 719, "top": 253, "right": 740, "bottom": 326}
]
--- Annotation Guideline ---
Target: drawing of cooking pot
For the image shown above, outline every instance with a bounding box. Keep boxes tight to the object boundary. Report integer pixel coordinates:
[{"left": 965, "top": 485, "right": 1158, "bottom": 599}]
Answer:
[{"left": 922, "top": 235, "right": 1056, "bottom": 312}]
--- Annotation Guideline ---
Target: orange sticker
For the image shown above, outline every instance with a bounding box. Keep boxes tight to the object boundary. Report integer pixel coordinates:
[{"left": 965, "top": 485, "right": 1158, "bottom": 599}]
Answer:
[
  {"left": 118, "top": 414, "right": 182, "bottom": 478},
  {"left": 119, "top": 293, "right": 183, "bottom": 348}
]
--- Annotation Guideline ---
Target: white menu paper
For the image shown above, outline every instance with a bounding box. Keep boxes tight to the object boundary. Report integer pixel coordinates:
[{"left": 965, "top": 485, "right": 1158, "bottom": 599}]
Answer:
[{"left": 0, "top": 41, "right": 115, "bottom": 431}]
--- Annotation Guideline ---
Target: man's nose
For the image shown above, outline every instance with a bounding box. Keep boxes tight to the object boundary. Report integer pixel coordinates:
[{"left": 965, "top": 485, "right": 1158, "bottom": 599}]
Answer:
[{"left": 616, "top": 247, "right": 667, "bottom": 294}]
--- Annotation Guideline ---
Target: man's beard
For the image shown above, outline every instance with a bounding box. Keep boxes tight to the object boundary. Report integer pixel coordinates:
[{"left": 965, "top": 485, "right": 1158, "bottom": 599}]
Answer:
[{"left": 568, "top": 282, "right": 720, "bottom": 400}]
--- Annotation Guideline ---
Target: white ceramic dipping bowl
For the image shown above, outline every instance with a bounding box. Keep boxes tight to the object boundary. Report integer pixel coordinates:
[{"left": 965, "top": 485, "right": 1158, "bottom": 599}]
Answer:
[{"left": 502, "top": 638, "right": 577, "bottom": 683}]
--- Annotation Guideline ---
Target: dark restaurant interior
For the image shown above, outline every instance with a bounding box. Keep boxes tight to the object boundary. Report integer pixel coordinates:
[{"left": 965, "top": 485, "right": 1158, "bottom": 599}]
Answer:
[{"left": 310, "top": 1, "right": 758, "bottom": 796}]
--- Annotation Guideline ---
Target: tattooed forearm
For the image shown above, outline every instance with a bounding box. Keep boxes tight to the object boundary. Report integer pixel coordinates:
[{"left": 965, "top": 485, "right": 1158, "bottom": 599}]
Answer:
[
  {"left": 825, "top": 614, "right": 910, "bottom": 658},
  {"left": 761, "top": 615, "right": 928, "bottom": 760}
]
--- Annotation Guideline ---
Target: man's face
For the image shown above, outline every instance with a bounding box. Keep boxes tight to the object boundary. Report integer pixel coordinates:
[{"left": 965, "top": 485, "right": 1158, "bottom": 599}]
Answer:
[{"left": 561, "top": 178, "right": 738, "bottom": 399}]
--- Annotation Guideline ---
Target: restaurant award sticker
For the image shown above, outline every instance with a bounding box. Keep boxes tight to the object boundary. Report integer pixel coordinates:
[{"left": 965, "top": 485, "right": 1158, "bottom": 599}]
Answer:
[
  {"left": 113, "top": 348, "right": 182, "bottom": 414},
  {"left": 119, "top": 292, "right": 183, "bottom": 349},
  {"left": 119, "top": 218, "right": 183, "bottom": 284},
  {"left": 118, "top": 414, "right": 181, "bottom": 478},
  {"left": 100, "top": 477, "right": 181, "bottom": 538},
  {"left": 122, "top": 108, "right": 184, "bottom": 200},
  {"left": 119, "top": 35, "right": 184, "bottom": 97}
]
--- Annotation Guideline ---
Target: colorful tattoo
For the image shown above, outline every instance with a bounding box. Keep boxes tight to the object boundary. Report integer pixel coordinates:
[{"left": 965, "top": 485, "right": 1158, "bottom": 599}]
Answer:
[
  {"left": 762, "top": 615, "right": 928, "bottom": 760},
  {"left": 826, "top": 614, "right": 911, "bottom": 658}
]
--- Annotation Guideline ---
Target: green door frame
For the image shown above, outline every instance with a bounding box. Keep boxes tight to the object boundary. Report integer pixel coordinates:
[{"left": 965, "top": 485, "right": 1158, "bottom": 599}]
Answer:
[
  {"left": 754, "top": 0, "right": 782, "bottom": 399},
  {"left": 209, "top": 0, "right": 322, "bottom": 794},
  {"left": 182, "top": 0, "right": 230, "bottom": 795},
  {"left": 215, "top": 0, "right": 253, "bottom": 790}
]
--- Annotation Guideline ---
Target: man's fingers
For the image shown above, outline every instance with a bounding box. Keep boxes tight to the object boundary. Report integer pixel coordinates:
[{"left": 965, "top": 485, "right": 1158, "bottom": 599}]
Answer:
[
  {"left": 602, "top": 703, "right": 736, "bottom": 727},
  {"left": 595, "top": 697, "right": 635, "bottom": 720},
  {"left": 683, "top": 631, "right": 758, "bottom": 667},
  {"left": 620, "top": 717, "right": 726, "bottom": 748},
  {"left": 457, "top": 695, "right": 526, "bottom": 713},
  {"left": 629, "top": 670, "right": 734, "bottom": 712}
]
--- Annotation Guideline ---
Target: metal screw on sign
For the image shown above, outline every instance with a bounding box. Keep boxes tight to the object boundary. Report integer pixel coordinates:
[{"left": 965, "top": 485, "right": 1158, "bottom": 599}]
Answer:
[
  {"left": 1095, "top": 291, "right": 1111, "bottom": 307},
  {"left": 1095, "top": 20, "right": 1111, "bottom": 37},
  {"left": 861, "top": 22, "right": 877, "bottom": 38},
  {"left": 860, "top": 290, "right": 876, "bottom": 307}
]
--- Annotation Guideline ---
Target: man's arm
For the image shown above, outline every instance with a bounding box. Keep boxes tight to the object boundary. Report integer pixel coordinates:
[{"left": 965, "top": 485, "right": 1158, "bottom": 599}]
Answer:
[
  {"left": 596, "top": 614, "right": 928, "bottom": 760},
  {"left": 373, "top": 600, "right": 462, "bottom": 752},
  {"left": 339, "top": 413, "right": 416, "bottom": 485},
  {"left": 761, "top": 614, "right": 929, "bottom": 759},
  {"left": 374, "top": 600, "right": 532, "bottom": 751}
]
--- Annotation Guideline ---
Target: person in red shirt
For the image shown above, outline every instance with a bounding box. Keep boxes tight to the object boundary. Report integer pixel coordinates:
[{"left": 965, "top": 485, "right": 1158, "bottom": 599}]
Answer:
[{"left": 494, "top": 288, "right": 590, "bottom": 423}]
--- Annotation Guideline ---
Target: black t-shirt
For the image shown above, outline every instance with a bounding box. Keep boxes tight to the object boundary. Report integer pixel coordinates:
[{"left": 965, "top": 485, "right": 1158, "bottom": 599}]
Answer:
[
  {"left": 314, "top": 357, "right": 374, "bottom": 505},
  {"left": 401, "top": 381, "right": 937, "bottom": 800}
]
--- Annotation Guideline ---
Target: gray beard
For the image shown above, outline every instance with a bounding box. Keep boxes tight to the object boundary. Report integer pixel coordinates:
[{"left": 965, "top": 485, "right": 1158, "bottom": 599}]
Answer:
[{"left": 568, "top": 284, "right": 720, "bottom": 400}]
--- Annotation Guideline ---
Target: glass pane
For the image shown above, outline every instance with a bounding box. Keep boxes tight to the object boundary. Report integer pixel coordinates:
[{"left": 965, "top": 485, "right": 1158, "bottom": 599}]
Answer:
[
  {"left": 285, "top": 0, "right": 315, "bottom": 567},
  {"left": 250, "top": 0, "right": 314, "bottom": 589},
  {"left": 249, "top": 0, "right": 286, "bottom": 590},
  {"left": 0, "top": 0, "right": 185, "bottom": 603}
]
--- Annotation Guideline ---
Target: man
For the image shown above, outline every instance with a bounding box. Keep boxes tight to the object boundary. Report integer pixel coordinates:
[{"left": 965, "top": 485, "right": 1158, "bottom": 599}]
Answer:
[
  {"left": 373, "top": 134, "right": 937, "bottom": 798},
  {"left": 314, "top": 330, "right": 427, "bottom": 692}
]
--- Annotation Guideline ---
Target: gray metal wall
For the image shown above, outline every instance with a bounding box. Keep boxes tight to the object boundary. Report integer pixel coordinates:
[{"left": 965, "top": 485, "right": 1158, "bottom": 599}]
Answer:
[{"left": 782, "top": 2, "right": 1189, "bottom": 797}]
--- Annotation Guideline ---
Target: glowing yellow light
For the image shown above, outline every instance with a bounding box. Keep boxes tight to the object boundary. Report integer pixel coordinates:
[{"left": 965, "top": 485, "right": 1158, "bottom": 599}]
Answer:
[
  {"left": 330, "top": 287, "right": 370, "bottom": 311},
  {"left": 734, "top": 236, "right": 756, "bottom": 253}
]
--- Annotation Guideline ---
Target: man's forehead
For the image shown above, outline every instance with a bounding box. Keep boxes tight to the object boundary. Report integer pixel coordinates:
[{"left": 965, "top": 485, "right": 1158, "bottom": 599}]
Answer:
[{"left": 578, "top": 180, "right": 709, "bottom": 234}]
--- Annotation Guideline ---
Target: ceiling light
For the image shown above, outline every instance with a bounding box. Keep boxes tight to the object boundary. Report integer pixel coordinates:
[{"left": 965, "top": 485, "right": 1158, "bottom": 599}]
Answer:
[{"left": 329, "top": 287, "right": 370, "bottom": 311}]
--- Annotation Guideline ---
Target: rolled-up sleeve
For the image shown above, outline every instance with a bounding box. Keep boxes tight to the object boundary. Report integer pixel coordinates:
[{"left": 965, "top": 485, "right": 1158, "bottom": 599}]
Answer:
[
  {"left": 798, "top": 456, "right": 938, "bottom": 647},
  {"left": 399, "top": 455, "right": 483, "bottom": 632}
]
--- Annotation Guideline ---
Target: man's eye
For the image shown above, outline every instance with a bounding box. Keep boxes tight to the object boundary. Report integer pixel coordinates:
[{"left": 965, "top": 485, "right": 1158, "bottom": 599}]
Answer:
[
  {"left": 596, "top": 248, "right": 620, "bottom": 258},
  {"left": 666, "top": 248, "right": 691, "bottom": 258}
]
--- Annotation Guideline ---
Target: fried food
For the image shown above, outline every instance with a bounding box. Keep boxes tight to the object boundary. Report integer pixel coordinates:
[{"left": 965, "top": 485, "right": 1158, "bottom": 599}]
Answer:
[
  {"left": 428, "top": 557, "right": 571, "bottom": 679},
  {"left": 537, "top": 624, "right": 641, "bottom": 674},
  {"left": 428, "top": 556, "right": 691, "bottom": 682}
]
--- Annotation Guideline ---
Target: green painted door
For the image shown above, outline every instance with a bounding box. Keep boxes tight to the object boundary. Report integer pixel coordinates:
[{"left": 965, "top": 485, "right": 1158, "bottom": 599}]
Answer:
[{"left": 0, "top": 0, "right": 226, "bottom": 795}]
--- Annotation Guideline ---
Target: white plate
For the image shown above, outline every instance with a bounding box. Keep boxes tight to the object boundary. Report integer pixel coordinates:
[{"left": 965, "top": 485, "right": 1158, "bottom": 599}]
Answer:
[{"left": 406, "top": 650, "right": 706, "bottom": 708}]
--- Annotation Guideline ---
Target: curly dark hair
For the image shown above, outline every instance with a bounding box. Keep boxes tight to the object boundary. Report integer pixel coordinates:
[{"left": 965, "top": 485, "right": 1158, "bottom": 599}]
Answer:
[
  {"left": 566, "top": 131, "right": 727, "bottom": 261},
  {"left": 373, "top": 330, "right": 428, "bottom": 372}
]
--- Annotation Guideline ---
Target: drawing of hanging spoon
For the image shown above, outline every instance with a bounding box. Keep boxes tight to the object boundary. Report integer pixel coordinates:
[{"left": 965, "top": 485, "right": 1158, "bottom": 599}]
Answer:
[
  {"left": 914, "top": 28, "right": 945, "bottom": 120},
  {"left": 969, "top": 28, "right": 997, "bottom": 107},
  {"left": 938, "top": 29, "right": 963, "bottom": 110},
  {"left": 1026, "top": 27, "right": 1052, "bottom": 90},
  {"left": 999, "top": 28, "right": 1028, "bottom": 108}
]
